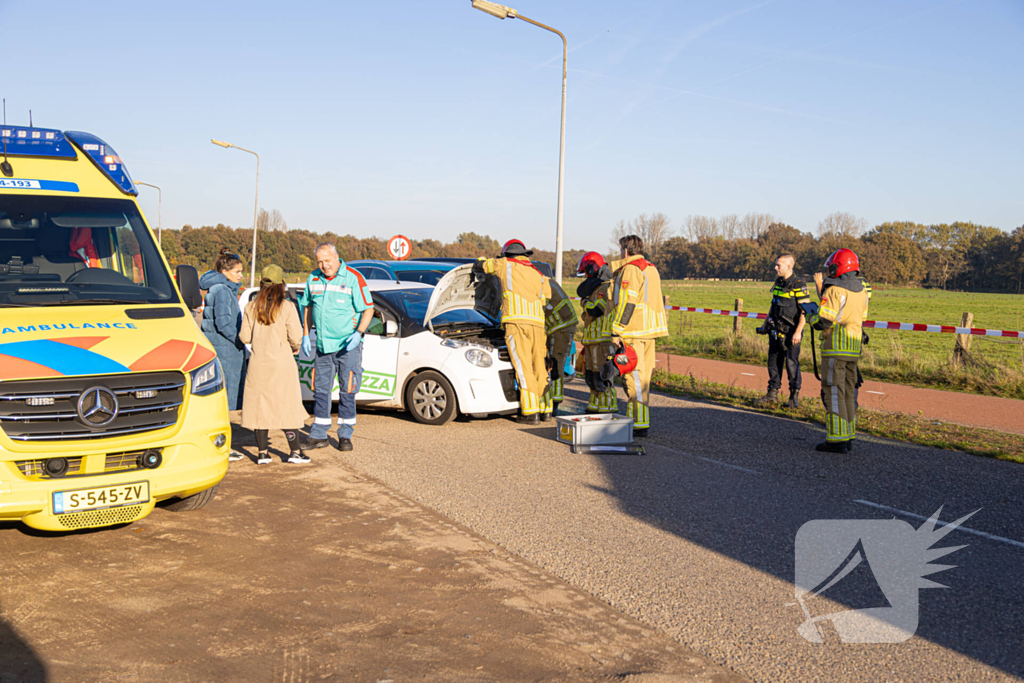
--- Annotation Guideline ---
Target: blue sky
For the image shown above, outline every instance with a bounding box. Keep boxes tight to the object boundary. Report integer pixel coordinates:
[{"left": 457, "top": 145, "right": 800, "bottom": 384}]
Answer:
[{"left": 2, "top": 0, "right": 1021, "bottom": 250}]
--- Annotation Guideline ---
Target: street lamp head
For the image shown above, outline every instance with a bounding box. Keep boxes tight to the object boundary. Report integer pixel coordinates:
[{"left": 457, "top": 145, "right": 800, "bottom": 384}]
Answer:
[
  {"left": 471, "top": 0, "right": 516, "bottom": 19},
  {"left": 211, "top": 139, "right": 233, "bottom": 149}
]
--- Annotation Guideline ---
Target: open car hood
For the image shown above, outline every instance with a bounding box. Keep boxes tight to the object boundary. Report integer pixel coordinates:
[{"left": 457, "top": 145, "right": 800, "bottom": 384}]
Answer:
[{"left": 421, "top": 264, "right": 501, "bottom": 327}]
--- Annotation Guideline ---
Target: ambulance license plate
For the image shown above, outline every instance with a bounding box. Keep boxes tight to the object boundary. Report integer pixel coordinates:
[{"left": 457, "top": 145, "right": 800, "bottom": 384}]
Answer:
[{"left": 53, "top": 481, "right": 150, "bottom": 514}]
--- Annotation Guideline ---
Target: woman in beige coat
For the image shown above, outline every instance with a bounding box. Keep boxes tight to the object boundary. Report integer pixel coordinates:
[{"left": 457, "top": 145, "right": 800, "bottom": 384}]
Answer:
[{"left": 239, "top": 264, "right": 310, "bottom": 464}]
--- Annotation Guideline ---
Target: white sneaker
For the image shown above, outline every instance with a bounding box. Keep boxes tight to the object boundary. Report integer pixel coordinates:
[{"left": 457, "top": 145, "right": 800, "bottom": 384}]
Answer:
[
  {"left": 257, "top": 452, "right": 272, "bottom": 465},
  {"left": 228, "top": 451, "right": 245, "bottom": 462},
  {"left": 288, "top": 452, "right": 311, "bottom": 464}
]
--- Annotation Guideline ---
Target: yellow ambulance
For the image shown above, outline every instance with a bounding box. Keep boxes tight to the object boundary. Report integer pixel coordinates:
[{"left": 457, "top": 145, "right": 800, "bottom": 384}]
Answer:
[{"left": 0, "top": 125, "right": 229, "bottom": 531}]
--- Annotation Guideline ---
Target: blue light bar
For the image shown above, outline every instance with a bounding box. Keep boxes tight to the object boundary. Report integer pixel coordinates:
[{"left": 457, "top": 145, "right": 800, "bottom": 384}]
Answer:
[
  {"left": 64, "top": 131, "right": 138, "bottom": 196},
  {"left": 0, "top": 126, "right": 76, "bottom": 159}
]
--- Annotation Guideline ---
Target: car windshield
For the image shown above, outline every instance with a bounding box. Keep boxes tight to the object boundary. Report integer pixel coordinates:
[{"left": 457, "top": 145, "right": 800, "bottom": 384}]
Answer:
[
  {"left": 395, "top": 270, "right": 445, "bottom": 286},
  {"left": 375, "top": 288, "right": 495, "bottom": 327},
  {"left": 0, "top": 195, "right": 178, "bottom": 307}
]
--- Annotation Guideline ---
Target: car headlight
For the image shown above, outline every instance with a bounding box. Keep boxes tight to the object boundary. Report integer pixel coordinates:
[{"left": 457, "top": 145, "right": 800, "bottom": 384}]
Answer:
[
  {"left": 465, "top": 349, "right": 492, "bottom": 367},
  {"left": 191, "top": 358, "right": 225, "bottom": 396}
]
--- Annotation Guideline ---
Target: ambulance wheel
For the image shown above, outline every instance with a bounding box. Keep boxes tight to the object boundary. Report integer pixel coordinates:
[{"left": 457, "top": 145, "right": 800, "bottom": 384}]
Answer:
[
  {"left": 164, "top": 484, "right": 220, "bottom": 512},
  {"left": 406, "top": 371, "right": 457, "bottom": 426}
]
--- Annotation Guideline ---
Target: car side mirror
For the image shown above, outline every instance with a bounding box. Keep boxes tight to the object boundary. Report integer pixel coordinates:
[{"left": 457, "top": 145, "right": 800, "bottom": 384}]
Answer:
[
  {"left": 176, "top": 265, "right": 202, "bottom": 309},
  {"left": 385, "top": 320, "right": 398, "bottom": 337}
]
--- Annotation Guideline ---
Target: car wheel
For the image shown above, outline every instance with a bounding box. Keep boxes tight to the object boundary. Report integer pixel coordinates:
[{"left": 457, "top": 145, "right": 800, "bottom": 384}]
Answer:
[
  {"left": 405, "top": 371, "right": 457, "bottom": 426},
  {"left": 163, "top": 484, "right": 220, "bottom": 512}
]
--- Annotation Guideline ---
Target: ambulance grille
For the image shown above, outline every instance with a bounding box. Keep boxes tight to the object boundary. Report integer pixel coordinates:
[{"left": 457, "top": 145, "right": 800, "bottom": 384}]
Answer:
[
  {"left": 16, "top": 457, "right": 84, "bottom": 477},
  {"left": 0, "top": 372, "right": 185, "bottom": 442},
  {"left": 56, "top": 505, "right": 144, "bottom": 529}
]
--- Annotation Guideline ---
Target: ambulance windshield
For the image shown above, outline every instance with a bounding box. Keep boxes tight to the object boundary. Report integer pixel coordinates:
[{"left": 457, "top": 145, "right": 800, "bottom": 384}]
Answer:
[{"left": 0, "top": 195, "right": 178, "bottom": 307}]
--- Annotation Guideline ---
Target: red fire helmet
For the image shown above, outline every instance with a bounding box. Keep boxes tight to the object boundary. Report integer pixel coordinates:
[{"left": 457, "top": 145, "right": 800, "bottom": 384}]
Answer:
[
  {"left": 501, "top": 239, "right": 532, "bottom": 257},
  {"left": 576, "top": 251, "right": 606, "bottom": 277},
  {"left": 612, "top": 343, "right": 638, "bottom": 376},
  {"left": 825, "top": 248, "right": 860, "bottom": 278}
]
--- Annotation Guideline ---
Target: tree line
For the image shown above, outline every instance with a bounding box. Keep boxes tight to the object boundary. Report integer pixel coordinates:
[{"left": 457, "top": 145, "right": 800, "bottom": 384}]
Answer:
[{"left": 159, "top": 209, "right": 1024, "bottom": 291}]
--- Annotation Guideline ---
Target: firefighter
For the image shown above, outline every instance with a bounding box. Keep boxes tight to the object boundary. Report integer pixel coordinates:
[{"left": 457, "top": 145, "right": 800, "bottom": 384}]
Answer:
[
  {"left": 610, "top": 235, "right": 669, "bottom": 437},
  {"left": 475, "top": 240, "right": 552, "bottom": 424},
  {"left": 576, "top": 251, "right": 618, "bottom": 414},
  {"left": 809, "top": 248, "right": 870, "bottom": 453},
  {"left": 753, "top": 254, "right": 811, "bottom": 409},
  {"left": 813, "top": 274, "right": 873, "bottom": 406},
  {"left": 541, "top": 275, "right": 579, "bottom": 420}
]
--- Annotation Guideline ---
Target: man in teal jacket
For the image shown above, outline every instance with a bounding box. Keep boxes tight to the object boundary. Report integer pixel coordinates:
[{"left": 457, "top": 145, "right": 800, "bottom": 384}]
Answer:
[{"left": 298, "top": 243, "right": 374, "bottom": 452}]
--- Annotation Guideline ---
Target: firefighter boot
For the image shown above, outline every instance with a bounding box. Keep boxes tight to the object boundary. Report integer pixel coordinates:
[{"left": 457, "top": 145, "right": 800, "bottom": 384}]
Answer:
[
  {"left": 815, "top": 440, "right": 848, "bottom": 453},
  {"left": 753, "top": 389, "right": 779, "bottom": 407},
  {"left": 786, "top": 391, "right": 799, "bottom": 409}
]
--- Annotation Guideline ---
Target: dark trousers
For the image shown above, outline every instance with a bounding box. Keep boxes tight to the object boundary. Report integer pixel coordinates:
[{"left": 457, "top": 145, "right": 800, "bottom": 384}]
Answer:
[{"left": 767, "top": 335, "right": 802, "bottom": 393}]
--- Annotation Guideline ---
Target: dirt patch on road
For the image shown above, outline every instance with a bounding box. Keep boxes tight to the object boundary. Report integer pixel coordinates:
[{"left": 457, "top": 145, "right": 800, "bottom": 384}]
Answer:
[{"left": 0, "top": 431, "right": 744, "bottom": 683}]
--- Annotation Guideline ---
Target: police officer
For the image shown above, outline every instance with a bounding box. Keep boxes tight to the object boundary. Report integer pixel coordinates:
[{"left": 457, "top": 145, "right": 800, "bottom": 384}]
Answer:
[
  {"left": 541, "top": 275, "right": 578, "bottom": 420},
  {"left": 809, "top": 248, "right": 869, "bottom": 453},
  {"left": 754, "top": 254, "right": 811, "bottom": 409},
  {"left": 475, "top": 240, "right": 552, "bottom": 424},
  {"left": 610, "top": 235, "right": 669, "bottom": 437},
  {"left": 576, "top": 251, "right": 618, "bottom": 414},
  {"left": 298, "top": 242, "right": 375, "bottom": 452}
]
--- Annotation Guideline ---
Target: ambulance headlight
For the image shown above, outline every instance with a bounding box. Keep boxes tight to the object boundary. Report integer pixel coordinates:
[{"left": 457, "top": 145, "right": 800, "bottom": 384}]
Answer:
[
  {"left": 191, "top": 359, "right": 225, "bottom": 396},
  {"left": 464, "top": 349, "right": 492, "bottom": 368}
]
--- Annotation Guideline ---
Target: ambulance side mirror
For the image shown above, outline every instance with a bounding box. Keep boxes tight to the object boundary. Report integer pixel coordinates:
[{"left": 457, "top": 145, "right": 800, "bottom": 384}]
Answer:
[
  {"left": 385, "top": 320, "right": 398, "bottom": 337},
  {"left": 176, "top": 265, "right": 202, "bottom": 310}
]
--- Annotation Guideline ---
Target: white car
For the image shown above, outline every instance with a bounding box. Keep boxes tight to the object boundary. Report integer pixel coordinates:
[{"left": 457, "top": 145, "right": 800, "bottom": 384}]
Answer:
[{"left": 240, "top": 264, "right": 519, "bottom": 425}]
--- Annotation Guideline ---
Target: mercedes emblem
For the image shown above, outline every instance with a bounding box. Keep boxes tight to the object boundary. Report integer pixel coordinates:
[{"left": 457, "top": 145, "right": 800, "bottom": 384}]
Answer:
[{"left": 77, "top": 386, "right": 119, "bottom": 427}]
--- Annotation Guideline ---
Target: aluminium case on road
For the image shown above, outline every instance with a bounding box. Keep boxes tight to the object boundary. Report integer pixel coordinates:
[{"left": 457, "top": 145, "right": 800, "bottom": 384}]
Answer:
[{"left": 555, "top": 414, "right": 643, "bottom": 454}]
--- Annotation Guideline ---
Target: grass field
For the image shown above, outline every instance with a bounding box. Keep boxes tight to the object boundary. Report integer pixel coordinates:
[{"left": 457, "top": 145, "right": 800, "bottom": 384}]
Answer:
[{"left": 568, "top": 280, "right": 1024, "bottom": 400}]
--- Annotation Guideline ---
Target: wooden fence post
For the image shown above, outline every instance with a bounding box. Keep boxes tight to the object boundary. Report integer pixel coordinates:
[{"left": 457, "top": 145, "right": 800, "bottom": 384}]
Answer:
[
  {"left": 733, "top": 299, "right": 743, "bottom": 335},
  {"left": 953, "top": 311, "right": 973, "bottom": 367}
]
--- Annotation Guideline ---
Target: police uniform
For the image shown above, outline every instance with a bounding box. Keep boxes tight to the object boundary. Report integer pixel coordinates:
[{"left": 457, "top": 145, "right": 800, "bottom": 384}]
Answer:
[
  {"left": 479, "top": 256, "right": 552, "bottom": 417},
  {"left": 298, "top": 265, "right": 373, "bottom": 444},
  {"left": 542, "top": 278, "right": 578, "bottom": 415},
  {"left": 580, "top": 277, "right": 617, "bottom": 413},
  {"left": 808, "top": 275, "right": 869, "bottom": 448},
  {"left": 610, "top": 255, "right": 669, "bottom": 431},
  {"left": 765, "top": 274, "right": 811, "bottom": 402}
]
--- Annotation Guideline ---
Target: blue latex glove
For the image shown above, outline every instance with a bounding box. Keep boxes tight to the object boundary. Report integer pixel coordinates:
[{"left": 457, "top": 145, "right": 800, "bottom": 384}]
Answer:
[
  {"left": 301, "top": 335, "right": 312, "bottom": 357},
  {"left": 346, "top": 331, "right": 362, "bottom": 351}
]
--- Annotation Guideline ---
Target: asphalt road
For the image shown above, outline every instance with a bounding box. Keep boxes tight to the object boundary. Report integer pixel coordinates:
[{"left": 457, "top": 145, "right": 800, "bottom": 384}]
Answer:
[
  {"left": 330, "top": 381, "right": 1024, "bottom": 683},
  {"left": 0, "top": 435, "right": 739, "bottom": 683}
]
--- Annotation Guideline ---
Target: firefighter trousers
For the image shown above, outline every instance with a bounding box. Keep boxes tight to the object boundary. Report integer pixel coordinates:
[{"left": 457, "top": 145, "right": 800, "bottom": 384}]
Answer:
[
  {"left": 505, "top": 323, "right": 549, "bottom": 416},
  {"left": 543, "top": 328, "right": 575, "bottom": 408},
  {"left": 583, "top": 341, "right": 618, "bottom": 412},
  {"left": 622, "top": 338, "right": 655, "bottom": 429},
  {"left": 820, "top": 356, "right": 858, "bottom": 443}
]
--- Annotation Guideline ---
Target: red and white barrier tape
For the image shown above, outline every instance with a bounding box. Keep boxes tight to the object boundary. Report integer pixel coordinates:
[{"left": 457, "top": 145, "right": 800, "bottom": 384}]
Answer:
[{"left": 570, "top": 298, "right": 1023, "bottom": 338}]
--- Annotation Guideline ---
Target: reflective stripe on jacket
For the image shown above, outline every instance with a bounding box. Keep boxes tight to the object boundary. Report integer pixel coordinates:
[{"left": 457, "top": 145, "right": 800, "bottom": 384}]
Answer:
[
  {"left": 544, "top": 279, "right": 579, "bottom": 335},
  {"left": 580, "top": 280, "right": 614, "bottom": 344},
  {"left": 610, "top": 255, "right": 668, "bottom": 339},
  {"left": 480, "top": 257, "right": 551, "bottom": 327},
  {"left": 809, "top": 285, "right": 869, "bottom": 358}
]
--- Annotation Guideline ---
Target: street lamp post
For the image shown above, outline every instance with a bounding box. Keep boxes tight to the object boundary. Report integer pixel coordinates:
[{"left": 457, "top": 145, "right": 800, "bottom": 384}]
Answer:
[
  {"left": 471, "top": 0, "right": 568, "bottom": 284},
  {"left": 211, "top": 139, "right": 260, "bottom": 288},
  {"left": 135, "top": 181, "right": 162, "bottom": 246}
]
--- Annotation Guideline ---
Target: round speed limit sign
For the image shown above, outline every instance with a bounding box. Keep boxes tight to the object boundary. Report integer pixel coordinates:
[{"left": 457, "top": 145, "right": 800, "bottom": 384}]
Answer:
[{"left": 387, "top": 234, "right": 412, "bottom": 261}]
